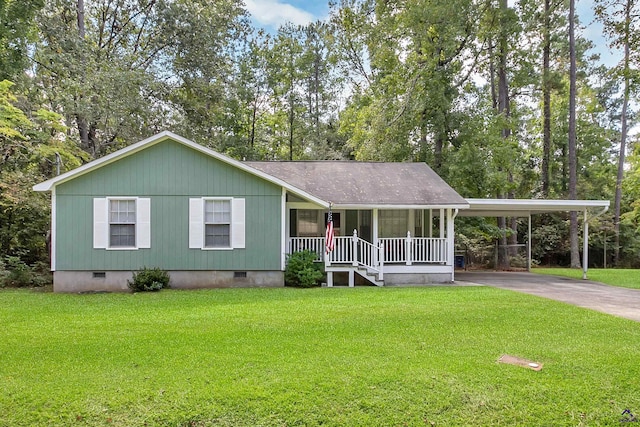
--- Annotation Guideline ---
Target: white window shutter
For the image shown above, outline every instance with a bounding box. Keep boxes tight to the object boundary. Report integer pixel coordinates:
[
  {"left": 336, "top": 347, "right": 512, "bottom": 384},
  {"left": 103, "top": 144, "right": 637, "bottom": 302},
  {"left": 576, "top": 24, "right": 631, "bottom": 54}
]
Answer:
[
  {"left": 93, "top": 198, "right": 108, "bottom": 249},
  {"left": 137, "top": 198, "right": 151, "bottom": 248},
  {"left": 189, "top": 198, "right": 204, "bottom": 249},
  {"left": 232, "top": 198, "right": 245, "bottom": 249}
]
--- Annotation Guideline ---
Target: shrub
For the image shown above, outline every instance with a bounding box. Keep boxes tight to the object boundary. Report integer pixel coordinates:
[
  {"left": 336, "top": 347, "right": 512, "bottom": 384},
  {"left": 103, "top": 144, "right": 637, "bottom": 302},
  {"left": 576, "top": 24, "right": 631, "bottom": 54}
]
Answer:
[
  {"left": 1, "top": 256, "right": 33, "bottom": 287},
  {"left": 285, "top": 250, "right": 323, "bottom": 288},
  {"left": 0, "top": 258, "right": 9, "bottom": 288},
  {"left": 127, "top": 267, "right": 170, "bottom": 292}
]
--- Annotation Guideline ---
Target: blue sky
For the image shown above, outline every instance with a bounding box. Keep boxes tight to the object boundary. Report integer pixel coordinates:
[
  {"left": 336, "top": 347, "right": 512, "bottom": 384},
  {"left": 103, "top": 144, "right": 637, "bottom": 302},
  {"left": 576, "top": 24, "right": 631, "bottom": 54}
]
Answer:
[
  {"left": 245, "top": 0, "right": 621, "bottom": 68},
  {"left": 244, "top": 0, "right": 329, "bottom": 28}
]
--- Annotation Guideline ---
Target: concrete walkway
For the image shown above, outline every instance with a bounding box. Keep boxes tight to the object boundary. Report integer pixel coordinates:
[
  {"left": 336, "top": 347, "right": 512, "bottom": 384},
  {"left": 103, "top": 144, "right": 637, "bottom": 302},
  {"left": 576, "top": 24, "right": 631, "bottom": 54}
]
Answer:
[{"left": 455, "top": 271, "right": 640, "bottom": 322}]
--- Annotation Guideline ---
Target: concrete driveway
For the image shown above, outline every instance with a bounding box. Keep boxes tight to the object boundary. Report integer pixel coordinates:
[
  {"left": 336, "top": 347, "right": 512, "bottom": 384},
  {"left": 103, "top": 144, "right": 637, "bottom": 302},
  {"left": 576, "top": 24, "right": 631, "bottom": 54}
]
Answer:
[{"left": 455, "top": 271, "right": 640, "bottom": 322}]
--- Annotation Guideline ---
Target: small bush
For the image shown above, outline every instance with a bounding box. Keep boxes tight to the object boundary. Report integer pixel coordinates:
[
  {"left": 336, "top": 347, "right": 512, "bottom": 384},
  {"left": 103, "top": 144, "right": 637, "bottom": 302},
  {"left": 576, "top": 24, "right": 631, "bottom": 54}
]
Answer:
[
  {"left": 127, "top": 267, "right": 170, "bottom": 292},
  {"left": 1, "top": 256, "right": 33, "bottom": 287},
  {"left": 0, "top": 258, "right": 9, "bottom": 287},
  {"left": 285, "top": 250, "right": 323, "bottom": 288}
]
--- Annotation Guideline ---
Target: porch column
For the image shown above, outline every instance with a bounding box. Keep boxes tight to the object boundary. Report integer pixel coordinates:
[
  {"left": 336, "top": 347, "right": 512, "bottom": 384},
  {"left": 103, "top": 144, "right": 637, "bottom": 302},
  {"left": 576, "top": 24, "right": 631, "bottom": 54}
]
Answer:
[
  {"left": 408, "top": 209, "right": 415, "bottom": 235},
  {"left": 439, "top": 209, "right": 445, "bottom": 239},
  {"left": 447, "top": 208, "right": 455, "bottom": 281},
  {"left": 372, "top": 208, "right": 379, "bottom": 245},
  {"left": 427, "top": 209, "right": 433, "bottom": 238}
]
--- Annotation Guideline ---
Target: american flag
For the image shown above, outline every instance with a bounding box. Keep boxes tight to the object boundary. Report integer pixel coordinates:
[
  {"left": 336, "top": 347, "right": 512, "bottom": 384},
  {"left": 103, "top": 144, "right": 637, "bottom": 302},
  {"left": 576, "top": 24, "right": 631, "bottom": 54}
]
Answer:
[{"left": 325, "top": 207, "right": 334, "bottom": 254}]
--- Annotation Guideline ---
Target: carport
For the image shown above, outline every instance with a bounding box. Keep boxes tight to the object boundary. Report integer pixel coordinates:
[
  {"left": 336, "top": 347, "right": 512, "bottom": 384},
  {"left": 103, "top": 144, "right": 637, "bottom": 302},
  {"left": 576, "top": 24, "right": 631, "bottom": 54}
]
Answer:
[{"left": 457, "top": 199, "right": 610, "bottom": 279}]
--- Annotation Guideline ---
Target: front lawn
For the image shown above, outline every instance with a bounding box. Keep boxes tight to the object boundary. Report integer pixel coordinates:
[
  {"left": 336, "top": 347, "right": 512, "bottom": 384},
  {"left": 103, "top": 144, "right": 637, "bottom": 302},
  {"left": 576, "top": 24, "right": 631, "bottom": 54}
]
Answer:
[
  {"left": 1, "top": 287, "right": 639, "bottom": 426},
  {"left": 533, "top": 267, "right": 640, "bottom": 289}
]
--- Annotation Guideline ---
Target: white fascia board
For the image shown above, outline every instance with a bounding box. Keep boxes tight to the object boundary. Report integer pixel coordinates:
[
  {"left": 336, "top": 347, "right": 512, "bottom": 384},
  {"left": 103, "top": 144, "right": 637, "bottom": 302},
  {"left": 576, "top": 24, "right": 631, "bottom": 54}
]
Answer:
[
  {"left": 32, "top": 131, "right": 329, "bottom": 207},
  {"left": 332, "top": 203, "right": 470, "bottom": 210},
  {"left": 461, "top": 198, "right": 610, "bottom": 216}
]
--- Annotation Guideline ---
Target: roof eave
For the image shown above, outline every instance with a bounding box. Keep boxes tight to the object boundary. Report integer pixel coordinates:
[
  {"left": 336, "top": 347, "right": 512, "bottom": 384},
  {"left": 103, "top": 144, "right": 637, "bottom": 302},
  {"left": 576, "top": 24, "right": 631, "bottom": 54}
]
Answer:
[
  {"left": 460, "top": 198, "right": 611, "bottom": 217},
  {"left": 332, "top": 203, "right": 470, "bottom": 210}
]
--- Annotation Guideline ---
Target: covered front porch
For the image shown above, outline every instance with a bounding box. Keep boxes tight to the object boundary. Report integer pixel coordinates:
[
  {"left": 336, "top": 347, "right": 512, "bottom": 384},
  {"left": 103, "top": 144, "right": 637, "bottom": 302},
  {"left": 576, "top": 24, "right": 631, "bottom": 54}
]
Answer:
[{"left": 285, "top": 203, "right": 459, "bottom": 286}]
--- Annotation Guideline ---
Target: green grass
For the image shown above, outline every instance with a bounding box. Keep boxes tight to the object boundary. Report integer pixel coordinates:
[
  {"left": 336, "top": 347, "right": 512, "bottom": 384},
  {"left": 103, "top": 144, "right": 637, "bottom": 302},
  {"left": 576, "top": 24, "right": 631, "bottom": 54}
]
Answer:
[
  {"left": 1, "top": 287, "right": 639, "bottom": 426},
  {"left": 533, "top": 267, "right": 640, "bottom": 289}
]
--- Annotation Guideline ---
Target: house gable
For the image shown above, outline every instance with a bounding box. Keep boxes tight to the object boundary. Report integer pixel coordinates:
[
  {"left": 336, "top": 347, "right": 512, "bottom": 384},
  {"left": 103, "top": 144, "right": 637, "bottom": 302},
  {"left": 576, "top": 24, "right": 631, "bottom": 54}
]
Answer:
[{"left": 56, "top": 139, "right": 280, "bottom": 197}]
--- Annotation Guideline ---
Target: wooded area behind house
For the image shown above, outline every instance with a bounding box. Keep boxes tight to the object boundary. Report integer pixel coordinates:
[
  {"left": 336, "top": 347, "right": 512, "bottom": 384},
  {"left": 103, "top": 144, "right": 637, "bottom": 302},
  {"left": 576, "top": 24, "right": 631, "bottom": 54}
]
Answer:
[{"left": 1, "top": 0, "right": 639, "bottom": 285}]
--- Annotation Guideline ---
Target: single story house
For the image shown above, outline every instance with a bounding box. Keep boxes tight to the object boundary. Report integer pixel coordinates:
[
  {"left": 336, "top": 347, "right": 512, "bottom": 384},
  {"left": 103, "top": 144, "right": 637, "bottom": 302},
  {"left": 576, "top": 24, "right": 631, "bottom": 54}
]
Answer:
[{"left": 33, "top": 131, "right": 470, "bottom": 292}]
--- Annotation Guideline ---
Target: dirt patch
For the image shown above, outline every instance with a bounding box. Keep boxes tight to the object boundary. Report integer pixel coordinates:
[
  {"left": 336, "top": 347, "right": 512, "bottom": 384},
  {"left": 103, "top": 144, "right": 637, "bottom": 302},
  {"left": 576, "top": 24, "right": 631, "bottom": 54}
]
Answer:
[{"left": 498, "top": 354, "right": 543, "bottom": 371}]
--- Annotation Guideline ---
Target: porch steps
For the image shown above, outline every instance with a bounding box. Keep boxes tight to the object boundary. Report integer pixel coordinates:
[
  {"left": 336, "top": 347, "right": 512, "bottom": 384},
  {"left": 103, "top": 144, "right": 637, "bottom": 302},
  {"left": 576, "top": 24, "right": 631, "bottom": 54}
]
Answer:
[
  {"left": 355, "top": 267, "right": 384, "bottom": 287},
  {"left": 325, "top": 265, "right": 384, "bottom": 287}
]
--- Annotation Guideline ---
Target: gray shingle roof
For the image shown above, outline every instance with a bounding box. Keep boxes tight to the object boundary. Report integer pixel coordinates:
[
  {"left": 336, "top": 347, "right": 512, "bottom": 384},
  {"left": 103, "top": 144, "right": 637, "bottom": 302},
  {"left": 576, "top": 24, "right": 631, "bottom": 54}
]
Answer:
[{"left": 245, "top": 161, "right": 467, "bottom": 207}]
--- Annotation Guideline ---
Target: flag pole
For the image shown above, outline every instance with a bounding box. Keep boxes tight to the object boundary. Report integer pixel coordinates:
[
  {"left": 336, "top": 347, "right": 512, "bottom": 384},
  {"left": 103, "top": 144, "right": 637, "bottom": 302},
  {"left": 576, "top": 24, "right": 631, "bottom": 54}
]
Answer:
[{"left": 325, "top": 202, "right": 334, "bottom": 255}]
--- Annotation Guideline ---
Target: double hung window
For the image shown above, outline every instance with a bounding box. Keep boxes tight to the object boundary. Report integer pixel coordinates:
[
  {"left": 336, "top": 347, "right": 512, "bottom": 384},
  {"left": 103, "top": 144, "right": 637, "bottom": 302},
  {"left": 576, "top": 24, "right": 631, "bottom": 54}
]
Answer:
[
  {"left": 109, "top": 199, "right": 136, "bottom": 247},
  {"left": 204, "top": 199, "right": 231, "bottom": 248},
  {"left": 93, "top": 197, "right": 151, "bottom": 250},
  {"left": 189, "top": 197, "right": 245, "bottom": 250}
]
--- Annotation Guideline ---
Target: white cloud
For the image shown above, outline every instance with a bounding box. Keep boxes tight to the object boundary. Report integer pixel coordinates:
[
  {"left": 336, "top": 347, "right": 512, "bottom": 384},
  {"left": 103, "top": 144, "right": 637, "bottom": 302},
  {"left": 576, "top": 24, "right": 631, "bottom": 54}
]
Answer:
[{"left": 244, "top": 0, "right": 316, "bottom": 28}]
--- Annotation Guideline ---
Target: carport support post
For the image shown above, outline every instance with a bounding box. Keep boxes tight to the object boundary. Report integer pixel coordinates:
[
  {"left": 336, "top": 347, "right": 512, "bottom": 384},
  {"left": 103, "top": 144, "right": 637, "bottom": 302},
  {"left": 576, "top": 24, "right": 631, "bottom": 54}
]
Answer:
[{"left": 583, "top": 209, "right": 588, "bottom": 280}]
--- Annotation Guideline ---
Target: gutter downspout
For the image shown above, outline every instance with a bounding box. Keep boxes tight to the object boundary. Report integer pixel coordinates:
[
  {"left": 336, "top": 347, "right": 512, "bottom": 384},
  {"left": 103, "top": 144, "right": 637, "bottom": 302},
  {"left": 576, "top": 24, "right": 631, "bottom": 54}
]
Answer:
[{"left": 583, "top": 205, "right": 609, "bottom": 280}]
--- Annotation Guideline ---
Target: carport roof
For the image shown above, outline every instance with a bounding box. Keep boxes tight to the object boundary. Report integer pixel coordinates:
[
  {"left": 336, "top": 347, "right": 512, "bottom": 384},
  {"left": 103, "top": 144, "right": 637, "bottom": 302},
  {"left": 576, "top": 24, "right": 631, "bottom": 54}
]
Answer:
[{"left": 459, "top": 198, "right": 610, "bottom": 217}]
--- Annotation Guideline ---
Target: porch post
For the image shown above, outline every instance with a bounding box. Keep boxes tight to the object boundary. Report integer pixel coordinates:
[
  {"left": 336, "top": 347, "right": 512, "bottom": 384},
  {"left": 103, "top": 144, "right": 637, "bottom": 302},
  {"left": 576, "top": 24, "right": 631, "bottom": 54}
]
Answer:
[
  {"left": 447, "top": 208, "right": 455, "bottom": 281},
  {"left": 583, "top": 209, "right": 588, "bottom": 280},
  {"left": 408, "top": 209, "right": 415, "bottom": 235},
  {"left": 372, "top": 208, "right": 379, "bottom": 245},
  {"left": 428, "top": 209, "right": 433, "bottom": 238},
  {"left": 406, "top": 231, "right": 412, "bottom": 266},
  {"left": 352, "top": 229, "right": 358, "bottom": 267},
  {"left": 439, "top": 209, "right": 445, "bottom": 239},
  {"left": 378, "top": 243, "right": 384, "bottom": 280}
]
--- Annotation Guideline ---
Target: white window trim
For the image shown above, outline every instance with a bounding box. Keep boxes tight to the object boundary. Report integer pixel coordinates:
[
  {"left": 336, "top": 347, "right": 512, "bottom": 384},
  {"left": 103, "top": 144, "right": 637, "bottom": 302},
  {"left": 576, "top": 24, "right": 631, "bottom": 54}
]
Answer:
[
  {"left": 203, "top": 197, "right": 233, "bottom": 251},
  {"left": 189, "top": 197, "right": 245, "bottom": 250},
  {"left": 94, "top": 197, "right": 151, "bottom": 250}
]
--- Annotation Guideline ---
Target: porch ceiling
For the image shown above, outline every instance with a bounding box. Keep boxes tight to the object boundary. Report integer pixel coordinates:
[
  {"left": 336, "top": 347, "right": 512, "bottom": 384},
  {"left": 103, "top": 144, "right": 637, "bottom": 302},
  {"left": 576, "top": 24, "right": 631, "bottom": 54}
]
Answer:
[{"left": 458, "top": 198, "right": 610, "bottom": 217}]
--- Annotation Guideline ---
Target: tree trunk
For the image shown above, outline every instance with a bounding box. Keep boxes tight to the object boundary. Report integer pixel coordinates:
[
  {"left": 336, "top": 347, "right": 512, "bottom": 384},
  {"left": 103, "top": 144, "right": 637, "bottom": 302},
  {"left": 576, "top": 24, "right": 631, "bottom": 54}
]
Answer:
[
  {"left": 488, "top": 40, "right": 497, "bottom": 110},
  {"left": 75, "top": 0, "right": 93, "bottom": 157},
  {"left": 288, "top": 89, "right": 294, "bottom": 161},
  {"left": 497, "top": 0, "right": 512, "bottom": 269},
  {"left": 568, "top": 0, "right": 581, "bottom": 268},
  {"left": 77, "top": 0, "right": 85, "bottom": 38},
  {"left": 613, "top": 0, "right": 632, "bottom": 266},
  {"left": 249, "top": 99, "right": 257, "bottom": 154},
  {"left": 541, "top": 0, "right": 552, "bottom": 197},
  {"left": 434, "top": 134, "right": 444, "bottom": 172}
]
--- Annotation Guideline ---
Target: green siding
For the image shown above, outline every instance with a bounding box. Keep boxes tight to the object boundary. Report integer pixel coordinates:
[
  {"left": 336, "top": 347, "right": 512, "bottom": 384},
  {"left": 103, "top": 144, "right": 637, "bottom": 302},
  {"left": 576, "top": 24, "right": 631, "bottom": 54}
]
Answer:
[{"left": 55, "top": 140, "right": 282, "bottom": 271}]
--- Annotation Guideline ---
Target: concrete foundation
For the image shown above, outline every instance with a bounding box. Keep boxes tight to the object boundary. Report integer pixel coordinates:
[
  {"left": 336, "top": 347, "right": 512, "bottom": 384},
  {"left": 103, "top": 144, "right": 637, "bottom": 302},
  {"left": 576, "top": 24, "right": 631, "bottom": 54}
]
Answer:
[
  {"left": 383, "top": 273, "right": 452, "bottom": 285},
  {"left": 53, "top": 270, "right": 284, "bottom": 293}
]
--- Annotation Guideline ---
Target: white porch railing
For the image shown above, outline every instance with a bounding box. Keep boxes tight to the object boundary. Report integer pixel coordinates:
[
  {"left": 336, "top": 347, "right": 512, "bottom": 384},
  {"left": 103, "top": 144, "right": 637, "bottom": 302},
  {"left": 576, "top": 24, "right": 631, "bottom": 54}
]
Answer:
[
  {"left": 287, "top": 232, "right": 448, "bottom": 266},
  {"left": 379, "top": 233, "right": 448, "bottom": 264},
  {"left": 288, "top": 237, "right": 325, "bottom": 261}
]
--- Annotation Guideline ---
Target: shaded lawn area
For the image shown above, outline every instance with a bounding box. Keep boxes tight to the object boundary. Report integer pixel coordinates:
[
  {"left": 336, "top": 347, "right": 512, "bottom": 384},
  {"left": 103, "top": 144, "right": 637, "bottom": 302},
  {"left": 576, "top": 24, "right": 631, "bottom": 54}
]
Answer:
[
  {"left": 1, "top": 287, "right": 639, "bottom": 426},
  {"left": 533, "top": 267, "right": 640, "bottom": 290}
]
